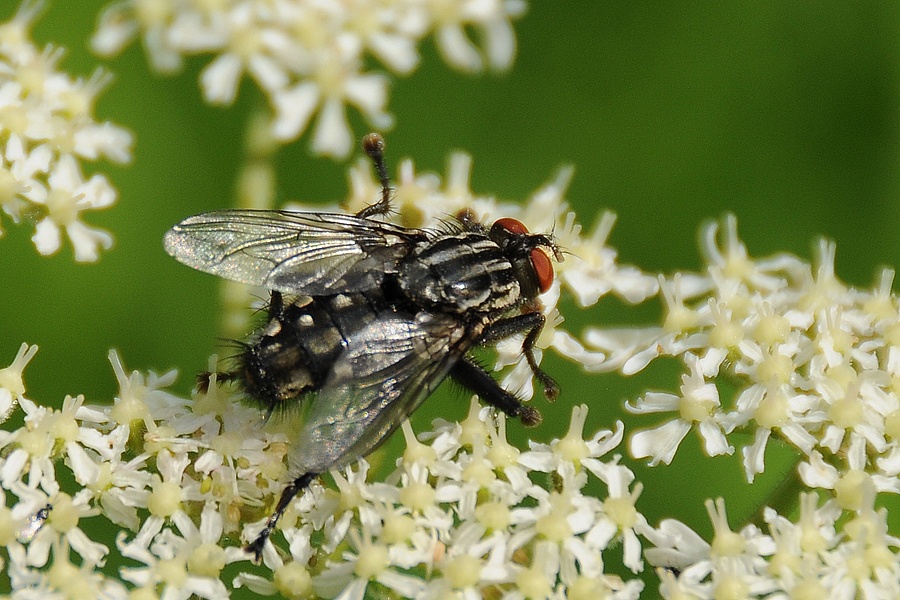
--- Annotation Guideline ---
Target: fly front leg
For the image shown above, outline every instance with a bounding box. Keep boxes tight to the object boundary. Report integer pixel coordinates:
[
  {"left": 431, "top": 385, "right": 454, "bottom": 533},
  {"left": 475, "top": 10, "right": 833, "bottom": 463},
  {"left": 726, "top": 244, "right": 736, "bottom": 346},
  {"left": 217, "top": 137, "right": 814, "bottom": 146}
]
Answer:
[
  {"left": 450, "top": 357, "right": 542, "bottom": 426},
  {"left": 478, "top": 311, "right": 559, "bottom": 401}
]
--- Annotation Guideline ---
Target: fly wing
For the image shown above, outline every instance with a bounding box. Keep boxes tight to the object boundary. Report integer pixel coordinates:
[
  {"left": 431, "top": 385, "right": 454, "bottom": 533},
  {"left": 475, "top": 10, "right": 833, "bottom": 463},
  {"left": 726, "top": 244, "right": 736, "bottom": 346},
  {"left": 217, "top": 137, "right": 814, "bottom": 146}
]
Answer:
[
  {"left": 163, "top": 209, "right": 424, "bottom": 294},
  {"left": 287, "top": 311, "right": 470, "bottom": 474}
]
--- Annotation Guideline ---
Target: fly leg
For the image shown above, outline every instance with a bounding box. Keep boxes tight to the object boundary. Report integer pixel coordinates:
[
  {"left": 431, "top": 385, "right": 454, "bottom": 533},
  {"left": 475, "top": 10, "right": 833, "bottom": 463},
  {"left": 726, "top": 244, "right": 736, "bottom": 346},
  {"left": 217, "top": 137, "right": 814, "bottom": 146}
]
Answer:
[
  {"left": 356, "top": 133, "right": 393, "bottom": 219},
  {"left": 268, "top": 290, "right": 284, "bottom": 319},
  {"left": 450, "top": 357, "right": 542, "bottom": 427},
  {"left": 477, "top": 311, "right": 560, "bottom": 401},
  {"left": 245, "top": 471, "right": 319, "bottom": 563}
]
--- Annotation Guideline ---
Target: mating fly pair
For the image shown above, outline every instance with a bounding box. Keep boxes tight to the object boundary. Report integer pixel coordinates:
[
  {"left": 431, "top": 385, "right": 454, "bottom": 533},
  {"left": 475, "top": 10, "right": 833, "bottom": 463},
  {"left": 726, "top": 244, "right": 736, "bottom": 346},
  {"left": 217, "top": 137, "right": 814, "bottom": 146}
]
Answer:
[{"left": 164, "top": 134, "right": 563, "bottom": 561}]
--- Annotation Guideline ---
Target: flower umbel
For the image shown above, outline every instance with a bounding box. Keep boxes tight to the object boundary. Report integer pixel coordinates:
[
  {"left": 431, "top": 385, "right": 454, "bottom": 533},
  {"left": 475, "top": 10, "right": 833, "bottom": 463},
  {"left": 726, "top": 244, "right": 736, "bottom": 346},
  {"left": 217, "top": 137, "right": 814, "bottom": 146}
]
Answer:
[
  {"left": 588, "top": 214, "right": 900, "bottom": 491},
  {"left": 644, "top": 493, "right": 900, "bottom": 600},
  {"left": 91, "top": 0, "right": 525, "bottom": 158},
  {"left": 0, "top": 1, "right": 132, "bottom": 261},
  {"left": 1, "top": 343, "right": 648, "bottom": 598}
]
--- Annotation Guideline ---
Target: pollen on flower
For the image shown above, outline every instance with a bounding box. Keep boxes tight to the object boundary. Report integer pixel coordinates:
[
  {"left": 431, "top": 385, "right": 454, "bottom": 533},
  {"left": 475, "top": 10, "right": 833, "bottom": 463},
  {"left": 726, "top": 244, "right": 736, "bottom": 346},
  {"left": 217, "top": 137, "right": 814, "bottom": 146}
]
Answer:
[
  {"left": 401, "top": 419, "right": 437, "bottom": 467},
  {"left": 442, "top": 554, "right": 483, "bottom": 589},
  {"left": 535, "top": 495, "right": 573, "bottom": 543},
  {"left": 486, "top": 415, "right": 520, "bottom": 468},
  {"left": 353, "top": 541, "right": 389, "bottom": 579},
  {"left": 274, "top": 561, "right": 312, "bottom": 598},
  {"left": 678, "top": 392, "right": 716, "bottom": 423},
  {"left": 382, "top": 513, "right": 416, "bottom": 544},
  {"left": 474, "top": 500, "right": 511, "bottom": 531},
  {"left": 708, "top": 299, "right": 743, "bottom": 349},
  {"left": 46, "top": 492, "right": 78, "bottom": 533},
  {"left": 158, "top": 557, "right": 189, "bottom": 588},
  {"left": 47, "top": 552, "right": 90, "bottom": 596},
  {"left": 555, "top": 404, "right": 591, "bottom": 464},
  {"left": 751, "top": 310, "right": 790, "bottom": 346},
  {"left": 713, "top": 574, "right": 750, "bottom": 600},
  {"left": 515, "top": 566, "right": 553, "bottom": 600},
  {"left": 706, "top": 498, "right": 746, "bottom": 558},
  {"left": 0, "top": 342, "right": 37, "bottom": 398},
  {"left": 459, "top": 397, "right": 490, "bottom": 447},
  {"left": 48, "top": 402, "right": 80, "bottom": 444},
  {"left": 604, "top": 495, "right": 638, "bottom": 531},
  {"left": 17, "top": 424, "right": 52, "bottom": 456},
  {"left": 832, "top": 469, "right": 871, "bottom": 511},
  {"left": 0, "top": 342, "right": 37, "bottom": 422},
  {"left": 753, "top": 388, "right": 789, "bottom": 429},
  {"left": 147, "top": 479, "right": 182, "bottom": 517},
  {"left": 828, "top": 396, "right": 863, "bottom": 430},
  {"left": 754, "top": 350, "right": 794, "bottom": 385},
  {"left": 462, "top": 459, "right": 496, "bottom": 487},
  {"left": 187, "top": 542, "right": 226, "bottom": 578},
  {"left": 399, "top": 481, "right": 436, "bottom": 512}
]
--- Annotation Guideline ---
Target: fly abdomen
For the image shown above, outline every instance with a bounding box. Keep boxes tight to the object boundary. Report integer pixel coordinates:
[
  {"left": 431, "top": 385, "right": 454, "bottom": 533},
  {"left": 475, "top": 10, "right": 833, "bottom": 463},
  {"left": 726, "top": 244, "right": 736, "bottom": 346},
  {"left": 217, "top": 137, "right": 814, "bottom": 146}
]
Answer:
[
  {"left": 399, "top": 232, "right": 520, "bottom": 314},
  {"left": 240, "top": 292, "right": 384, "bottom": 411}
]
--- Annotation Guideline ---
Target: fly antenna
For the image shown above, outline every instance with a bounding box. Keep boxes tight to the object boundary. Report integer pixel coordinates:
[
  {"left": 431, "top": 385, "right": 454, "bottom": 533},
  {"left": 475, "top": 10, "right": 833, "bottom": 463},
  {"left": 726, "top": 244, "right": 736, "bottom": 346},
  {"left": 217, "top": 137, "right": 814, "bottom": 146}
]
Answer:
[{"left": 357, "top": 133, "right": 392, "bottom": 218}]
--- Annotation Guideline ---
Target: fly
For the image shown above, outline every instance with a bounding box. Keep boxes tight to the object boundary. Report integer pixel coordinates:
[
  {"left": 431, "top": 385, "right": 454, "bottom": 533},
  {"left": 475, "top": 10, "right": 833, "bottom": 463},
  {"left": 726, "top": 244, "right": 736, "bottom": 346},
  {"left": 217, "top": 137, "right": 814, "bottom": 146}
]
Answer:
[{"left": 163, "top": 134, "right": 562, "bottom": 561}]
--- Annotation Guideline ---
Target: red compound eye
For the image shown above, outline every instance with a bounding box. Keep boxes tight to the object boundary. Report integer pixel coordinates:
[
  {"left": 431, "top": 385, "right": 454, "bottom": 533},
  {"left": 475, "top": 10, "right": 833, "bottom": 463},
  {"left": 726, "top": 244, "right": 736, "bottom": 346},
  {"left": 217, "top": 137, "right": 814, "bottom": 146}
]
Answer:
[
  {"left": 493, "top": 217, "right": 529, "bottom": 235},
  {"left": 530, "top": 248, "right": 554, "bottom": 293}
]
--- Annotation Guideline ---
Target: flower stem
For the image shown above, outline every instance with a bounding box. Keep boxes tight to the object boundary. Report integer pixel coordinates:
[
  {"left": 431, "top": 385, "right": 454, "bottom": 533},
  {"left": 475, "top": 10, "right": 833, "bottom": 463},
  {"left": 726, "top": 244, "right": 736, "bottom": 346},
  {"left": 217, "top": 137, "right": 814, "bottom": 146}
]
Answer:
[{"left": 746, "top": 452, "right": 806, "bottom": 527}]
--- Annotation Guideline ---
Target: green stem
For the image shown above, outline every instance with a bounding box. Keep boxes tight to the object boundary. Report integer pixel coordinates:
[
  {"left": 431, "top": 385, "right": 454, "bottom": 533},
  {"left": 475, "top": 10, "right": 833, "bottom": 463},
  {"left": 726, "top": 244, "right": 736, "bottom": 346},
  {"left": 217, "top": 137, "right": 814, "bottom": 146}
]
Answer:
[{"left": 745, "top": 450, "right": 806, "bottom": 528}]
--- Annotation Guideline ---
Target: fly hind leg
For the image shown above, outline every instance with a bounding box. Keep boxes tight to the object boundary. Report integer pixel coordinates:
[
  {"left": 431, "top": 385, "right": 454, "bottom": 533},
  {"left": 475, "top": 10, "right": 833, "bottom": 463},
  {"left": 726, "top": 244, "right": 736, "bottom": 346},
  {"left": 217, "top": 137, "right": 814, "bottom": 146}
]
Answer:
[
  {"left": 245, "top": 471, "right": 319, "bottom": 563},
  {"left": 356, "top": 133, "right": 393, "bottom": 219}
]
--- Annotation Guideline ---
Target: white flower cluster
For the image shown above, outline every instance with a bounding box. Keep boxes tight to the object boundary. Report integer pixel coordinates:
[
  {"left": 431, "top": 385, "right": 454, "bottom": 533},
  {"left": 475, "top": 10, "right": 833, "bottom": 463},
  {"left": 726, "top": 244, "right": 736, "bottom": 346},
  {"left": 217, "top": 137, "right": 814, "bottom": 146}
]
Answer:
[
  {"left": 0, "top": 344, "right": 648, "bottom": 599},
  {"left": 0, "top": 1, "right": 132, "bottom": 262},
  {"left": 239, "top": 404, "right": 649, "bottom": 600},
  {"left": 644, "top": 493, "right": 900, "bottom": 599},
  {"left": 91, "top": 0, "right": 526, "bottom": 158},
  {"left": 587, "top": 214, "right": 900, "bottom": 498}
]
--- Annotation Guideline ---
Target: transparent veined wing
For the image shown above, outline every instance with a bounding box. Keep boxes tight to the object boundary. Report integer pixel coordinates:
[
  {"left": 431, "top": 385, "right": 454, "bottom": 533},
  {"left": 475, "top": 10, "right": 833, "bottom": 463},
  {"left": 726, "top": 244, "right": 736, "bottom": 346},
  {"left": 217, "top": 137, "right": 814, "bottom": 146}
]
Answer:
[
  {"left": 287, "top": 311, "right": 471, "bottom": 474},
  {"left": 163, "top": 209, "right": 425, "bottom": 294}
]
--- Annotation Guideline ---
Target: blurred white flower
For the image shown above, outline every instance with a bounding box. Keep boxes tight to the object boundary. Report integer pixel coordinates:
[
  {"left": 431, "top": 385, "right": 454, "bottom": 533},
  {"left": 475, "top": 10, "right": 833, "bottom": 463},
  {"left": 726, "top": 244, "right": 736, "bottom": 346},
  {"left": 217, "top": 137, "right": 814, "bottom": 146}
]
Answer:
[
  {"left": 92, "top": 0, "right": 526, "bottom": 158},
  {"left": 0, "top": 1, "right": 132, "bottom": 261}
]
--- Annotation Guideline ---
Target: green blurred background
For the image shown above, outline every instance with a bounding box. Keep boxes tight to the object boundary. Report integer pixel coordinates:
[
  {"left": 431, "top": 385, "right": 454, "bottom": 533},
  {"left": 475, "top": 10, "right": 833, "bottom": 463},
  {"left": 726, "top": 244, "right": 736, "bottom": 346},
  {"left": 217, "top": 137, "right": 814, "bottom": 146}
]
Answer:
[{"left": 2, "top": 0, "right": 899, "bottom": 591}]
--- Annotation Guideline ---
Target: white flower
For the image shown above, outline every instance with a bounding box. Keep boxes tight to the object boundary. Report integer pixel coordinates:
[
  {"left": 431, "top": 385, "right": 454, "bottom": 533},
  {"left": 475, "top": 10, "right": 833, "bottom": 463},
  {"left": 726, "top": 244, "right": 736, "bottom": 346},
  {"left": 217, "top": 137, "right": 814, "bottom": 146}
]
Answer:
[
  {"left": 312, "top": 525, "right": 427, "bottom": 600},
  {"left": 233, "top": 524, "right": 315, "bottom": 598},
  {"left": 797, "top": 437, "right": 900, "bottom": 506},
  {"left": 92, "top": 0, "right": 524, "bottom": 157},
  {"left": 645, "top": 491, "right": 900, "bottom": 600},
  {"left": 560, "top": 210, "right": 659, "bottom": 308},
  {"left": 627, "top": 353, "right": 733, "bottom": 466},
  {"left": 0, "top": 342, "right": 37, "bottom": 423},
  {"left": 30, "top": 154, "right": 115, "bottom": 261},
  {"left": 430, "top": 0, "right": 525, "bottom": 72},
  {"left": 271, "top": 55, "right": 392, "bottom": 157},
  {"left": 0, "top": 2, "right": 131, "bottom": 260},
  {"left": 518, "top": 404, "right": 624, "bottom": 476}
]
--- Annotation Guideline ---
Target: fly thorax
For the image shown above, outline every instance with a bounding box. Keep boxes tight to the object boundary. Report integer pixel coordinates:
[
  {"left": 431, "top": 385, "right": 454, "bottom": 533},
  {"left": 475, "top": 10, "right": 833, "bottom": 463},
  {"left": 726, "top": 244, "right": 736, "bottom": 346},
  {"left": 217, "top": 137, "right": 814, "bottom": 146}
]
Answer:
[{"left": 398, "top": 233, "right": 521, "bottom": 313}]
